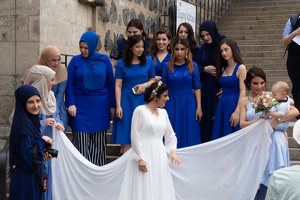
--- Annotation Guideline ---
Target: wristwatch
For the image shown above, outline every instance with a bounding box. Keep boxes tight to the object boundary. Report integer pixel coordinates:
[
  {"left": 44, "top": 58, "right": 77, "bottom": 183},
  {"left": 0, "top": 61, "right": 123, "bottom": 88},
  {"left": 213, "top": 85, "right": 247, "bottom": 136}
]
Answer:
[{"left": 277, "top": 117, "right": 281, "bottom": 123}]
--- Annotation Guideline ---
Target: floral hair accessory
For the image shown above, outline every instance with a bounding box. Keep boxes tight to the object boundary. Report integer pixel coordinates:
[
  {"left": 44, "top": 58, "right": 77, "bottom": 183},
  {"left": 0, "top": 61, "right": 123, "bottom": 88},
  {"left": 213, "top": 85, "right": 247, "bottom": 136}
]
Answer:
[{"left": 150, "top": 81, "right": 162, "bottom": 100}]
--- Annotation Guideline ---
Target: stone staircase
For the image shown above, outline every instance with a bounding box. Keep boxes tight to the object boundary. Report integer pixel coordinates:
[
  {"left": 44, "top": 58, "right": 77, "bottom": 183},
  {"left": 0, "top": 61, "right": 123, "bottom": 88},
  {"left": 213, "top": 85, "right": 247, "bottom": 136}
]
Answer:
[{"left": 216, "top": 0, "right": 300, "bottom": 165}]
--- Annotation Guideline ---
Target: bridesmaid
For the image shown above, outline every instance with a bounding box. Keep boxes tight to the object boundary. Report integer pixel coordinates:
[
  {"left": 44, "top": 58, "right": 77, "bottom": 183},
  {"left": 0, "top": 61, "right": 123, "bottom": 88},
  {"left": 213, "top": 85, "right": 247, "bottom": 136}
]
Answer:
[
  {"left": 111, "top": 34, "right": 155, "bottom": 154},
  {"left": 211, "top": 38, "right": 246, "bottom": 141},
  {"left": 162, "top": 38, "right": 202, "bottom": 148},
  {"left": 148, "top": 27, "right": 172, "bottom": 82},
  {"left": 21, "top": 46, "right": 68, "bottom": 132},
  {"left": 239, "top": 67, "right": 299, "bottom": 200},
  {"left": 174, "top": 22, "right": 199, "bottom": 61},
  {"left": 196, "top": 20, "right": 226, "bottom": 143}
]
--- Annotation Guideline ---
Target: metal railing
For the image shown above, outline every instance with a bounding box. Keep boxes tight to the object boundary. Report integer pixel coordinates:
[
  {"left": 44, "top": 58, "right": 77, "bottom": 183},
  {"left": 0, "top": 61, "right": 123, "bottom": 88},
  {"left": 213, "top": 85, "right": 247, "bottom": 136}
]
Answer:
[
  {"left": 61, "top": 54, "right": 74, "bottom": 68},
  {"left": 144, "top": 0, "right": 232, "bottom": 43},
  {"left": 0, "top": 140, "right": 9, "bottom": 200}
]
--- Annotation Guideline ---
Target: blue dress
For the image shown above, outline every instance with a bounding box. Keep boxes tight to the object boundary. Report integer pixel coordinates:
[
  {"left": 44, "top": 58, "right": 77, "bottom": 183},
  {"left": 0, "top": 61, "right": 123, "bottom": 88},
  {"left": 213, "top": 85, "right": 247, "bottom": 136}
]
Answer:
[
  {"left": 111, "top": 57, "right": 156, "bottom": 144},
  {"left": 162, "top": 62, "right": 202, "bottom": 148},
  {"left": 152, "top": 52, "right": 171, "bottom": 77},
  {"left": 110, "top": 37, "right": 152, "bottom": 60},
  {"left": 211, "top": 63, "right": 242, "bottom": 140},
  {"left": 245, "top": 99, "right": 290, "bottom": 200},
  {"left": 9, "top": 136, "right": 46, "bottom": 200},
  {"left": 196, "top": 44, "right": 221, "bottom": 143},
  {"left": 51, "top": 80, "right": 68, "bottom": 133},
  {"left": 66, "top": 54, "right": 116, "bottom": 133},
  {"left": 39, "top": 110, "right": 63, "bottom": 200}
]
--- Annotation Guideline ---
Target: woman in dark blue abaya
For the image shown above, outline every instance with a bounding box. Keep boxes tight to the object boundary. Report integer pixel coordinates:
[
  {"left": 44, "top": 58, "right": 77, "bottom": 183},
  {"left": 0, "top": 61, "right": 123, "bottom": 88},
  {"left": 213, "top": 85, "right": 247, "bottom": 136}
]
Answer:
[
  {"left": 196, "top": 20, "right": 227, "bottom": 143},
  {"left": 9, "top": 85, "right": 53, "bottom": 200}
]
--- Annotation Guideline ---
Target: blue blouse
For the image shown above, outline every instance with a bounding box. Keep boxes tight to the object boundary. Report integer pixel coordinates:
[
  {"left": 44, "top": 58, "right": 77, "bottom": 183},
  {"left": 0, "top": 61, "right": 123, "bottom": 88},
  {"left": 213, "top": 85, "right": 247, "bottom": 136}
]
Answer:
[{"left": 152, "top": 52, "right": 171, "bottom": 77}]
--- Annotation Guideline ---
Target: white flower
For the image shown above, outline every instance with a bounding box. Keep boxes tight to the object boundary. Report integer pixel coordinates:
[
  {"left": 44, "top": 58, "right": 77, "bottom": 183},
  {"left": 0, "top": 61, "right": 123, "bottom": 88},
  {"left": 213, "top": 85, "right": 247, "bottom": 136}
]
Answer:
[
  {"left": 254, "top": 104, "right": 258, "bottom": 108},
  {"left": 266, "top": 94, "right": 270, "bottom": 98},
  {"left": 263, "top": 99, "right": 266, "bottom": 103}
]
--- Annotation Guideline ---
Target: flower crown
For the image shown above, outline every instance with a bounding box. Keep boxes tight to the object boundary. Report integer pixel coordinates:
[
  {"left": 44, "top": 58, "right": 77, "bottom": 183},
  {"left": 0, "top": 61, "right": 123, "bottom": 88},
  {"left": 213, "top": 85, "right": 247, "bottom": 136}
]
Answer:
[{"left": 150, "top": 81, "right": 162, "bottom": 100}]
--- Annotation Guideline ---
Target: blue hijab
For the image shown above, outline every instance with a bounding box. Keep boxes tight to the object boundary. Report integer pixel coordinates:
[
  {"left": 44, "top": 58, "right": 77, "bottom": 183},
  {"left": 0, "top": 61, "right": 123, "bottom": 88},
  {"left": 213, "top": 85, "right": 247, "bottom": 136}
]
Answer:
[
  {"left": 80, "top": 31, "right": 107, "bottom": 92},
  {"left": 200, "top": 20, "right": 226, "bottom": 66},
  {"left": 9, "top": 85, "right": 42, "bottom": 168}
]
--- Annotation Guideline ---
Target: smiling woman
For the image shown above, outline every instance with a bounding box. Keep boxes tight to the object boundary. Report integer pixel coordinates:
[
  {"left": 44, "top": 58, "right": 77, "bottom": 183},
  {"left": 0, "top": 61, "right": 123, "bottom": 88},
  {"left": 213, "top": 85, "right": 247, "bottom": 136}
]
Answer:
[{"left": 111, "top": 34, "right": 155, "bottom": 154}]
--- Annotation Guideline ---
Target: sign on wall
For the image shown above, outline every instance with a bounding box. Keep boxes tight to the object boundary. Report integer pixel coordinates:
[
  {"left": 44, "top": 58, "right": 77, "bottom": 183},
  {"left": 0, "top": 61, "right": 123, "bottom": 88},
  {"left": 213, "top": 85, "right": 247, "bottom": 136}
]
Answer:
[{"left": 176, "top": 0, "right": 197, "bottom": 36}]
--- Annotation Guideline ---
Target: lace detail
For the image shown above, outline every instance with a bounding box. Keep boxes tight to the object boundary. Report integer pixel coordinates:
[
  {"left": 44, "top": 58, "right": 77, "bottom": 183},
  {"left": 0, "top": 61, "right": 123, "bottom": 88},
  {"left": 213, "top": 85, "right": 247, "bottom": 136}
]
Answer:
[
  {"left": 110, "top": 42, "right": 120, "bottom": 60},
  {"left": 110, "top": 38, "right": 127, "bottom": 60},
  {"left": 162, "top": 62, "right": 201, "bottom": 89}
]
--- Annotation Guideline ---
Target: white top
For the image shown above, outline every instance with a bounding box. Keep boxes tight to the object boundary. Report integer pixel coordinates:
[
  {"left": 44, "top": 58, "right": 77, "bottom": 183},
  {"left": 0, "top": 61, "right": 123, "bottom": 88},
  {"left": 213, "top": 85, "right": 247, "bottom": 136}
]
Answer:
[
  {"left": 266, "top": 165, "right": 300, "bottom": 200},
  {"left": 269, "top": 96, "right": 293, "bottom": 118},
  {"left": 130, "top": 105, "right": 177, "bottom": 161}
]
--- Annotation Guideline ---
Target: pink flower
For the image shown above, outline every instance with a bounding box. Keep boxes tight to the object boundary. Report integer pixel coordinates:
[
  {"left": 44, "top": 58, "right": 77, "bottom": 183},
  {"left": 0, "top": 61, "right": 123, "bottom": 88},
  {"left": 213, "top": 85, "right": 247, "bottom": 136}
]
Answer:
[
  {"left": 266, "top": 99, "right": 270, "bottom": 103},
  {"left": 260, "top": 102, "right": 263, "bottom": 106}
]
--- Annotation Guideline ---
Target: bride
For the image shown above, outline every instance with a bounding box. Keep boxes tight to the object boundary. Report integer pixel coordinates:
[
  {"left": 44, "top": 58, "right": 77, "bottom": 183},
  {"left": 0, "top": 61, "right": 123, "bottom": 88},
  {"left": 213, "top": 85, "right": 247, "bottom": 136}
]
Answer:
[{"left": 118, "top": 81, "right": 181, "bottom": 200}]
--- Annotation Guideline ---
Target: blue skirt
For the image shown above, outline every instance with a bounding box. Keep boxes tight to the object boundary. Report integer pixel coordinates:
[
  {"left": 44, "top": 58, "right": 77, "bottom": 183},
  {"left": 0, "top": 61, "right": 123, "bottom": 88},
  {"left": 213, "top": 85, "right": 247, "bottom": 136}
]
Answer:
[{"left": 164, "top": 88, "right": 201, "bottom": 148}]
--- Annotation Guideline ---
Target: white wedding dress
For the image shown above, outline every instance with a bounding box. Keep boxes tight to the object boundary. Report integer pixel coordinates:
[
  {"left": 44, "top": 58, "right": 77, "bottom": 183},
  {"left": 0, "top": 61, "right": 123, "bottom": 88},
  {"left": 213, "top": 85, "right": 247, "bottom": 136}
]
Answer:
[{"left": 118, "top": 105, "right": 177, "bottom": 200}]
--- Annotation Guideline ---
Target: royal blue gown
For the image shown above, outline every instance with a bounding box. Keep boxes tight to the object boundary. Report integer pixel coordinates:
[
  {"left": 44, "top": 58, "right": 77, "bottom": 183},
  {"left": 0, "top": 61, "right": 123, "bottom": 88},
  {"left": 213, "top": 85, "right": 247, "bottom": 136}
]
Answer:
[
  {"left": 111, "top": 57, "right": 155, "bottom": 144},
  {"left": 152, "top": 52, "right": 171, "bottom": 77},
  {"left": 211, "top": 63, "right": 241, "bottom": 140},
  {"left": 245, "top": 98, "right": 290, "bottom": 200},
  {"left": 162, "top": 62, "right": 202, "bottom": 148}
]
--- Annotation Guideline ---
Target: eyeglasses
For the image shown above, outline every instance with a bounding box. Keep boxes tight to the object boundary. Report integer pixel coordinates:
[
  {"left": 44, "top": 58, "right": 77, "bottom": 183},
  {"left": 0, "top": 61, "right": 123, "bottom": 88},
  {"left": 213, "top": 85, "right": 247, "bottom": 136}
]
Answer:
[{"left": 50, "top": 59, "right": 61, "bottom": 64}]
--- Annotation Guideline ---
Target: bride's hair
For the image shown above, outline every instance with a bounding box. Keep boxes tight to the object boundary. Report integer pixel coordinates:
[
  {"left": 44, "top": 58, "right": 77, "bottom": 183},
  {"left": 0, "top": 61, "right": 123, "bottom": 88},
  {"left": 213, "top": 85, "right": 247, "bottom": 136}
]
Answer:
[
  {"left": 244, "top": 67, "right": 266, "bottom": 90},
  {"left": 144, "top": 82, "right": 168, "bottom": 103}
]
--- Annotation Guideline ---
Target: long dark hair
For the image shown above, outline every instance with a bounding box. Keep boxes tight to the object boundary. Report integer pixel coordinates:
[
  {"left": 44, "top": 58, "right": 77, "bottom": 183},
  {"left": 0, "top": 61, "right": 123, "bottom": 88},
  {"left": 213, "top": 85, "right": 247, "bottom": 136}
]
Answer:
[
  {"left": 244, "top": 67, "right": 267, "bottom": 90},
  {"left": 149, "top": 28, "right": 172, "bottom": 57},
  {"left": 126, "top": 19, "right": 149, "bottom": 38},
  {"left": 216, "top": 38, "right": 244, "bottom": 79},
  {"left": 174, "top": 23, "right": 199, "bottom": 52},
  {"left": 169, "top": 38, "right": 193, "bottom": 74},
  {"left": 144, "top": 82, "right": 168, "bottom": 102},
  {"left": 123, "top": 34, "right": 146, "bottom": 67}
]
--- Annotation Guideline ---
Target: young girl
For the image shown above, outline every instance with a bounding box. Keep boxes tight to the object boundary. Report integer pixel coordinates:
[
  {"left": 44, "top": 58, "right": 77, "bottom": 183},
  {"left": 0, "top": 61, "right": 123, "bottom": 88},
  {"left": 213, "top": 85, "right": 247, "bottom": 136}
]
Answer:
[
  {"left": 111, "top": 34, "right": 155, "bottom": 153},
  {"left": 148, "top": 28, "right": 172, "bottom": 81},
  {"left": 162, "top": 38, "right": 202, "bottom": 148},
  {"left": 210, "top": 38, "right": 247, "bottom": 141}
]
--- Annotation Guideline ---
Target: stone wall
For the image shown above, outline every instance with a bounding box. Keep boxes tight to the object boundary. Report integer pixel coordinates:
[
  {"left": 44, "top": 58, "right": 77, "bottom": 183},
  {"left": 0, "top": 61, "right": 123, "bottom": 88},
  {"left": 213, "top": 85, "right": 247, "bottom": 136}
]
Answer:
[{"left": 0, "top": 0, "right": 164, "bottom": 133}]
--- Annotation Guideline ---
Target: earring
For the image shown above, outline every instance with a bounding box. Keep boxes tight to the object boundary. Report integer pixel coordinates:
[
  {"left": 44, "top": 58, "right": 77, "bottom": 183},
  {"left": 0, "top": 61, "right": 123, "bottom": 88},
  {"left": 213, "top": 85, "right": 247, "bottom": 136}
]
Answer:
[
  {"left": 186, "top": 53, "right": 187, "bottom": 58},
  {"left": 155, "top": 98, "right": 158, "bottom": 102}
]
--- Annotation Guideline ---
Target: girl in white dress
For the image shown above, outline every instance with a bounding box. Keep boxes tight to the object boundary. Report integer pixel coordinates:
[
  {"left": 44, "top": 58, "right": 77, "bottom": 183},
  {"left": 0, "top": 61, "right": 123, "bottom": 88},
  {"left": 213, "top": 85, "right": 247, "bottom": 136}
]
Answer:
[{"left": 118, "top": 81, "right": 181, "bottom": 200}]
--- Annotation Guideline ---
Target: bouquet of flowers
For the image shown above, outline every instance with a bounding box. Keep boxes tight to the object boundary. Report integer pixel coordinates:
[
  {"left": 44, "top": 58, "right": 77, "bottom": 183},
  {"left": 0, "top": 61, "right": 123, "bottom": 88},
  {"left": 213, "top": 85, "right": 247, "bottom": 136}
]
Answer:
[{"left": 251, "top": 94, "right": 279, "bottom": 117}]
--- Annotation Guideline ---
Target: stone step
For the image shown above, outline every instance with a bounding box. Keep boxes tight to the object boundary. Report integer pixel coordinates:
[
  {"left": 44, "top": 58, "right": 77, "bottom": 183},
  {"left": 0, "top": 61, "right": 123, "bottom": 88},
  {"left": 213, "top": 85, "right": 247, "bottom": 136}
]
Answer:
[
  {"left": 245, "top": 63, "right": 287, "bottom": 71},
  {"left": 242, "top": 57, "right": 286, "bottom": 64},
  {"left": 241, "top": 51, "right": 284, "bottom": 58},
  {"left": 229, "top": 1, "right": 300, "bottom": 8},
  {"left": 223, "top": 10, "right": 300, "bottom": 17},
  {"left": 218, "top": 24, "right": 285, "bottom": 31},
  {"left": 263, "top": 69, "right": 289, "bottom": 78},
  {"left": 106, "top": 155, "right": 120, "bottom": 164},
  {"left": 236, "top": 40, "right": 282, "bottom": 46},
  {"left": 289, "top": 137, "right": 300, "bottom": 148},
  {"left": 221, "top": 29, "right": 284, "bottom": 36},
  {"left": 217, "top": 19, "right": 288, "bottom": 26},
  {"left": 238, "top": 45, "right": 286, "bottom": 52},
  {"left": 228, "top": 34, "right": 283, "bottom": 41},
  {"left": 107, "top": 143, "right": 120, "bottom": 156},
  {"left": 289, "top": 148, "right": 300, "bottom": 160},
  {"left": 219, "top": 14, "right": 297, "bottom": 22},
  {"left": 290, "top": 160, "right": 300, "bottom": 165},
  {"left": 228, "top": 5, "right": 300, "bottom": 12}
]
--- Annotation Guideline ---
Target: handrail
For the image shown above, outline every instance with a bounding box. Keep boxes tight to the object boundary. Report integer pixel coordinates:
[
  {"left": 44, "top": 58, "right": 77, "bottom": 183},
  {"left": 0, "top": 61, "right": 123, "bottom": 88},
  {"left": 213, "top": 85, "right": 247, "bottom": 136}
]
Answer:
[
  {"left": 0, "top": 139, "right": 9, "bottom": 200},
  {"left": 61, "top": 54, "right": 74, "bottom": 68},
  {"left": 144, "top": 0, "right": 233, "bottom": 42}
]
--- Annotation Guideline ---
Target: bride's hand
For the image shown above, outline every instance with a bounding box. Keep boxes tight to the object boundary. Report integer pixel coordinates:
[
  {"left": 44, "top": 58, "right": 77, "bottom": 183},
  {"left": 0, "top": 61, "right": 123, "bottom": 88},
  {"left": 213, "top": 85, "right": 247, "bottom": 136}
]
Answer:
[
  {"left": 170, "top": 151, "right": 181, "bottom": 165},
  {"left": 138, "top": 159, "right": 148, "bottom": 173}
]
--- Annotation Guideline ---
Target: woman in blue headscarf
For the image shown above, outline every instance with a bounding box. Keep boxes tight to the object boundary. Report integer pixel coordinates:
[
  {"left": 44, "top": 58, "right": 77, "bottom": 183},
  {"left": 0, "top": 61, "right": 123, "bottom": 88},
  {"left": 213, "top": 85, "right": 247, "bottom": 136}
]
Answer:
[
  {"left": 9, "top": 85, "right": 53, "bottom": 200},
  {"left": 66, "top": 31, "right": 116, "bottom": 166},
  {"left": 196, "top": 20, "right": 227, "bottom": 143}
]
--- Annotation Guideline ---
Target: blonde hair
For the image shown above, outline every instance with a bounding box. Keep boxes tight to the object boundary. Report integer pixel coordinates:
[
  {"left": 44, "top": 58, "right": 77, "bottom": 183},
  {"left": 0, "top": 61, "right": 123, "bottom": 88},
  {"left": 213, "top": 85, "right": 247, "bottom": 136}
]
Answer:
[{"left": 273, "top": 81, "right": 289, "bottom": 94}]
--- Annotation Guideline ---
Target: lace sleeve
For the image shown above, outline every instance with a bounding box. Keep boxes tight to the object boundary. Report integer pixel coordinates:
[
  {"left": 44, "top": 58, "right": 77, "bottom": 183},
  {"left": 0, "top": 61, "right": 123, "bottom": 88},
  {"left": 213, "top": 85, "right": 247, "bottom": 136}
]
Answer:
[
  {"left": 109, "top": 42, "right": 120, "bottom": 60},
  {"left": 163, "top": 109, "right": 177, "bottom": 154},
  {"left": 161, "top": 64, "right": 169, "bottom": 84},
  {"left": 192, "top": 62, "right": 202, "bottom": 90}
]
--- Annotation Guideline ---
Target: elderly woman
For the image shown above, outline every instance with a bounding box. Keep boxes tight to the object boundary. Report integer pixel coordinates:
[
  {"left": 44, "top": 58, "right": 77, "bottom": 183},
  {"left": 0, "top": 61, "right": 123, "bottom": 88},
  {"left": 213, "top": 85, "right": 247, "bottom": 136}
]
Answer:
[{"left": 66, "top": 31, "right": 116, "bottom": 166}]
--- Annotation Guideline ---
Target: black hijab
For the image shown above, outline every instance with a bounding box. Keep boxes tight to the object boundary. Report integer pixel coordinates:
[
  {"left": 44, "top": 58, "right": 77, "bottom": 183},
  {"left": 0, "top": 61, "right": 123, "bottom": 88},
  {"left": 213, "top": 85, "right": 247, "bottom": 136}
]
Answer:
[
  {"left": 9, "top": 85, "right": 42, "bottom": 168},
  {"left": 200, "top": 20, "right": 226, "bottom": 66}
]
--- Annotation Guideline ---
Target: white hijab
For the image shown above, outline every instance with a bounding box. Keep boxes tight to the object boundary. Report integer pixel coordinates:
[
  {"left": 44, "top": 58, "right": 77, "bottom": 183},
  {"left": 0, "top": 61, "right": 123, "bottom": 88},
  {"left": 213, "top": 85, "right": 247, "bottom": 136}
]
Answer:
[{"left": 24, "top": 65, "right": 56, "bottom": 115}]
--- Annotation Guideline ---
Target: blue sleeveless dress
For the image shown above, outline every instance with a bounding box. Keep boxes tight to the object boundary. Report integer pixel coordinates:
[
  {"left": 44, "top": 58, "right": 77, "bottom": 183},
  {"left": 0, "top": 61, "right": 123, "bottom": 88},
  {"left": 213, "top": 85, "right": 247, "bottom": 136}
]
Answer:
[
  {"left": 245, "top": 98, "right": 291, "bottom": 200},
  {"left": 162, "top": 62, "right": 202, "bottom": 148},
  {"left": 211, "top": 63, "right": 241, "bottom": 140}
]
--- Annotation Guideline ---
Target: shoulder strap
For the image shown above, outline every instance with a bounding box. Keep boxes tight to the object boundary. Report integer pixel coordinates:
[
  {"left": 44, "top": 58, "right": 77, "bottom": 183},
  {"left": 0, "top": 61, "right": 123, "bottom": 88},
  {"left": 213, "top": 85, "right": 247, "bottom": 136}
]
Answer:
[
  {"left": 32, "top": 145, "right": 48, "bottom": 192},
  {"left": 291, "top": 14, "right": 300, "bottom": 31},
  {"left": 233, "top": 63, "right": 241, "bottom": 77}
]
